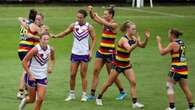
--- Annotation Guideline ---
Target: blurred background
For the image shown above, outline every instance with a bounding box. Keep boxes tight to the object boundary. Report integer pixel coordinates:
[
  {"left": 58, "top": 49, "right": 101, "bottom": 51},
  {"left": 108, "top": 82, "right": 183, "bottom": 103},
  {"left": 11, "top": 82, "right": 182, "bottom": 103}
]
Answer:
[{"left": 0, "top": 0, "right": 195, "bottom": 4}]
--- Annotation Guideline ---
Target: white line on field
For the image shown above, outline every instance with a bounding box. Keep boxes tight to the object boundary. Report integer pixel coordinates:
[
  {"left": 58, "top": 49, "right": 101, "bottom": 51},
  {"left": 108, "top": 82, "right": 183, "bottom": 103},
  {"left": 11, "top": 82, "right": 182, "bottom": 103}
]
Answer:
[
  {"left": 117, "top": 7, "right": 185, "bottom": 18},
  {"left": 1, "top": 15, "right": 195, "bottom": 21}
]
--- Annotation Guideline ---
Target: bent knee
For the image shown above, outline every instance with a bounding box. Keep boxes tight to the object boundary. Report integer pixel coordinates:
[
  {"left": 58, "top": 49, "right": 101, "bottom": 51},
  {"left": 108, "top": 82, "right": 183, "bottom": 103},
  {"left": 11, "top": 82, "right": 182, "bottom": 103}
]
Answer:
[
  {"left": 130, "top": 80, "right": 136, "bottom": 87},
  {"left": 93, "top": 68, "right": 100, "bottom": 75},
  {"left": 36, "top": 96, "right": 44, "bottom": 103},
  {"left": 28, "top": 98, "right": 35, "bottom": 103},
  {"left": 167, "top": 82, "right": 174, "bottom": 95},
  {"left": 106, "top": 81, "right": 114, "bottom": 87},
  {"left": 80, "top": 73, "right": 87, "bottom": 79},
  {"left": 70, "top": 74, "right": 76, "bottom": 80}
]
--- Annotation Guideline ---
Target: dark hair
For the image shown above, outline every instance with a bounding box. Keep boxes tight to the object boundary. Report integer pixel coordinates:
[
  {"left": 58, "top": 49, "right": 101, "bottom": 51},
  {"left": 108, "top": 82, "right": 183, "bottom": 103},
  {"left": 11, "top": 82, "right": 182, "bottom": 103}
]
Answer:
[
  {"left": 78, "top": 9, "right": 88, "bottom": 18},
  {"left": 120, "top": 20, "right": 135, "bottom": 33},
  {"left": 105, "top": 6, "right": 115, "bottom": 18},
  {"left": 170, "top": 28, "right": 183, "bottom": 38},
  {"left": 40, "top": 32, "right": 50, "bottom": 39},
  {"left": 28, "top": 9, "right": 37, "bottom": 22}
]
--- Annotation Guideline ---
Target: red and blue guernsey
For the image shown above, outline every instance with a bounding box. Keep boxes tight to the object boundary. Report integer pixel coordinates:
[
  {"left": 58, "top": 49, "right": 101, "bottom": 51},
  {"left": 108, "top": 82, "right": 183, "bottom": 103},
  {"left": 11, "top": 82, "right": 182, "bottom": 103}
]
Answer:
[
  {"left": 114, "top": 35, "right": 136, "bottom": 68},
  {"left": 98, "top": 25, "right": 117, "bottom": 55},
  {"left": 170, "top": 39, "right": 188, "bottom": 75},
  {"left": 18, "top": 23, "right": 39, "bottom": 53}
]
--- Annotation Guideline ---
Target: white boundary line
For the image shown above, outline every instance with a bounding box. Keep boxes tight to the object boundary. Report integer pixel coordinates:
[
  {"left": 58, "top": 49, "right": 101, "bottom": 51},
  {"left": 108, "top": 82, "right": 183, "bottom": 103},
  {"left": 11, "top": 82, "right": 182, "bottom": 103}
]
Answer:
[
  {"left": 1, "top": 16, "right": 194, "bottom": 21},
  {"left": 117, "top": 7, "right": 185, "bottom": 18}
]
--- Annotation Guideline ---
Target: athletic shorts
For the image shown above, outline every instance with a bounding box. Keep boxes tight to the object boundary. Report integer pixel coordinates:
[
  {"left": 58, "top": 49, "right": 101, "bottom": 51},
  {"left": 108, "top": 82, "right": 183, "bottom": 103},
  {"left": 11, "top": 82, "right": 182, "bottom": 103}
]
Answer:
[
  {"left": 18, "top": 51, "right": 28, "bottom": 61},
  {"left": 70, "top": 54, "right": 89, "bottom": 63},
  {"left": 168, "top": 71, "right": 188, "bottom": 81},
  {"left": 95, "top": 51, "right": 114, "bottom": 63},
  {"left": 112, "top": 64, "right": 132, "bottom": 73},
  {"left": 24, "top": 74, "right": 48, "bottom": 88}
]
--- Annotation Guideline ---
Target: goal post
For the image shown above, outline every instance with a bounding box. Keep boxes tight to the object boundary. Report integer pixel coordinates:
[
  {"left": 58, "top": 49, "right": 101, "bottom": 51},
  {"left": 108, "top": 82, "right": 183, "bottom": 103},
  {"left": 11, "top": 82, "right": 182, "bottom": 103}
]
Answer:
[{"left": 132, "top": 0, "right": 153, "bottom": 8}]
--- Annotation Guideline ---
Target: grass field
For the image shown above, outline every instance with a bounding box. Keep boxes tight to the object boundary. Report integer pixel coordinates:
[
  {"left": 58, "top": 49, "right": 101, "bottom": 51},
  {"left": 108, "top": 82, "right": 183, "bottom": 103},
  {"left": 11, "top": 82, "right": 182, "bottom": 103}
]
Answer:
[{"left": 0, "top": 5, "right": 195, "bottom": 110}]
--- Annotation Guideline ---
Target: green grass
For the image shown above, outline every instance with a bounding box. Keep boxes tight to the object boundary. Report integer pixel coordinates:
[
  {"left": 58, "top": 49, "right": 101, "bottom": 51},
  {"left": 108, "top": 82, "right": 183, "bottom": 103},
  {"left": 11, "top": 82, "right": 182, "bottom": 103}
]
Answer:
[{"left": 0, "top": 5, "right": 195, "bottom": 110}]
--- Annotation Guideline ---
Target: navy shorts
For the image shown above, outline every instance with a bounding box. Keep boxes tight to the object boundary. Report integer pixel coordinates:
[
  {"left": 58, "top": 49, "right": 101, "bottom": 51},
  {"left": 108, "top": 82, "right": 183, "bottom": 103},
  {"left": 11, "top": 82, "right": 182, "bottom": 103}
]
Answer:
[
  {"left": 168, "top": 71, "right": 188, "bottom": 81},
  {"left": 18, "top": 51, "right": 28, "bottom": 61},
  {"left": 70, "top": 54, "right": 89, "bottom": 63},
  {"left": 95, "top": 51, "right": 114, "bottom": 63},
  {"left": 112, "top": 64, "right": 132, "bottom": 73},
  {"left": 24, "top": 74, "right": 48, "bottom": 88}
]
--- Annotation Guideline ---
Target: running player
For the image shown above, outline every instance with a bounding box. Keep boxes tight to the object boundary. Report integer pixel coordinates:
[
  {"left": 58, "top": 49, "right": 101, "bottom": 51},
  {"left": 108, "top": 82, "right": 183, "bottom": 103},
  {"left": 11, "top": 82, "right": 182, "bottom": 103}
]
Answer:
[
  {"left": 52, "top": 9, "right": 96, "bottom": 101},
  {"left": 156, "top": 28, "right": 195, "bottom": 110},
  {"left": 96, "top": 21, "right": 150, "bottom": 109},
  {"left": 18, "top": 32, "right": 55, "bottom": 110},
  {"left": 87, "top": 5, "right": 127, "bottom": 100}
]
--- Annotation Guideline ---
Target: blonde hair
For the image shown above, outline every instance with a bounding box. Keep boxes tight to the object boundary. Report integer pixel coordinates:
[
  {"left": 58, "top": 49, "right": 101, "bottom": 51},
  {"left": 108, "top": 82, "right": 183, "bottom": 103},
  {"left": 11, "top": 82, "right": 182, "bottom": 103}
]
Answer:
[
  {"left": 40, "top": 32, "right": 50, "bottom": 39},
  {"left": 120, "top": 20, "right": 135, "bottom": 33},
  {"left": 37, "top": 13, "right": 44, "bottom": 19}
]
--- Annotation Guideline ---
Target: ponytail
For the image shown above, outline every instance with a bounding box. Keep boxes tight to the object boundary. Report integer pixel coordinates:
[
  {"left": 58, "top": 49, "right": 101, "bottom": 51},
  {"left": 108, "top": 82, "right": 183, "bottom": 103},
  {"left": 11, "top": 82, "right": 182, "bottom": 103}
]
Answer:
[
  {"left": 170, "top": 28, "right": 183, "bottom": 38},
  {"left": 120, "top": 20, "right": 135, "bottom": 33}
]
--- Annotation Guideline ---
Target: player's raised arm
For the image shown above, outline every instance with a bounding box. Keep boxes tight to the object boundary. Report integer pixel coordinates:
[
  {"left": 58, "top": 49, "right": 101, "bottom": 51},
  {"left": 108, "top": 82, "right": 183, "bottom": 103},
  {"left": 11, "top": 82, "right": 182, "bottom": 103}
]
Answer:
[
  {"left": 18, "top": 17, "right": 29, "bottom": 30},
  {"left": 87, "top": 5, "right": 102, "bottom": 25},
  {"left": 156, "top": 35, "right": 176, "bottom": 56},
  {"left": 88, "top": 5, "right": 117, "bottom": 29},
  {"left": 137, "top": 31, "right": 150, "bottom": 48},
  {"left": 88, "top": 25, "right": 97, "bottom": 59},
  {"left": 33, "top": 24, "right": 44, "bottom": 35},
  {"left": 93, "top": 13, "right": 118, "bottom": 29},
  {"left": 52, "top": 23, "right": 74, "bottom": 38}
]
